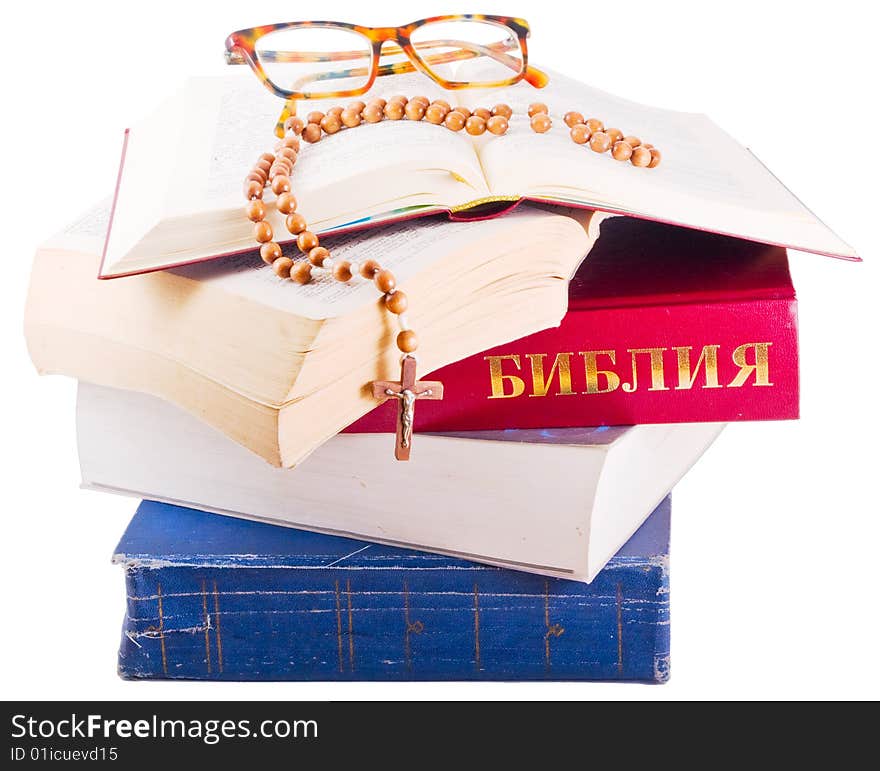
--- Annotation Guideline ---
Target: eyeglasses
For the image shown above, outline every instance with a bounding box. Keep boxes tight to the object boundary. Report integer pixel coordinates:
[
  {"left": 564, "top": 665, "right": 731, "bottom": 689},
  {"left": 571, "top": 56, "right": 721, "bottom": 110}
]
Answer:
[{"left": 224, "top": 15, "right": 549, "bottom": 100}]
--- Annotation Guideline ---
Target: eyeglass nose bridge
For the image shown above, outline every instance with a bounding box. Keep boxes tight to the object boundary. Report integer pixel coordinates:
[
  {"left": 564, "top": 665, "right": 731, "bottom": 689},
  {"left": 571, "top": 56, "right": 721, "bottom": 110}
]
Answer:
[{"left": 369, "top": 34, "right": 440, "bottom": 85}]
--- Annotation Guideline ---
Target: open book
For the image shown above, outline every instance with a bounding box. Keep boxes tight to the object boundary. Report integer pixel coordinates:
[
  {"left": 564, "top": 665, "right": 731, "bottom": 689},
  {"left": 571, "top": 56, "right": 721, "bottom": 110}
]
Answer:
[
  {"left": 28, "top": 202, "right": 596, "bottom": 467},
  {"left": 101, "top": 67, "right": 856, "bottom": 279}
]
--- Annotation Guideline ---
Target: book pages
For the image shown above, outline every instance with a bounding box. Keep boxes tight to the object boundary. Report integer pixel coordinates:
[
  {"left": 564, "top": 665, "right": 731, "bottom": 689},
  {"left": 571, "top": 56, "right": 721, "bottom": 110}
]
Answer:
[
  {"left": 175, "top": 207, "right": 562, "bottom": 319},
  {"left": 478, "top": 70, "right": 853, "bottom": 256}
]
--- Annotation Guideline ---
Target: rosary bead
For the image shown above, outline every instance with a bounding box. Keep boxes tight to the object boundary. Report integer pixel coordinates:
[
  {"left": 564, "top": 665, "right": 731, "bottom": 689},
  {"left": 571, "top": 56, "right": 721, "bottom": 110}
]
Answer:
[
  {"left": 286, "top": 212, "right": 308, "bottom": 235},
  {"left": 404, "top": 101, "right": 426, "bottom": 121},
  {"left": 283, "top": 116, "right": 304, "bottom": 136},
  {"left": 260, "top": 241, "right": 282, "bottom": 264},
  {"left": 297, "top": 230, "right": 319, "bottom": 253},
  {"left": 466, "top": 116, "right": 487, "bottom": 135},
  {"left": 244, "top": 180, "right": 264, "bottom": 200},
  {"left": 623, "top": 135, "right": 641, "bottom": 148},
  {"left": 271, "top": 175, "right": 291, "bottom": 195},
  {"left": 473, "top": 107, "right": 491, "bottom": 121},
  {"left": 275, "top": 147, "right": 299, "bottom": 169},
  {"left": 564, "top": 111, "right": 585, "bottom": 128},
  {"left": 291, "top": 260, "right": 313, "bottom": 284},
  {"left": 643, "top": 143, "right": 654, "bottom": 150},
  {"left": 374, "top": 98, "right": 388, "bottom": 109},
  {"left": 586, "top": 118, "right": 604, "bottom": 134},
  {"left": 272, "top": 256, "right": 293, "bottom": 278},
  {"left": 276, "top": 192, "right": 297, "bottom": 215},
  {"left": 648, "top": 148, "right": 662, "bottom": 168},
  {"left": 278, "top": 134, "right": 301, "bottom": 151},
  {"left": 384, "top": 101, "right": 405, "bottom": 120},
  {"left": 486, "top": 115, "right": 509, "bottom": 135},
  {"left": 432, "top": 99, "right": 451, "bottom": 113},
  {"left": 302, "top": 123, "right": 322, "bottom": 143},
  {"left": 491, "top": 103, "right": 513, "bottom": 119},
  {"left": 451, "top": 106, "right": 471, "bottom": 120},
  {"left": 397, "top": 329, "right": 418, "bottom": 353},
  {"left": 530, "top": 113, "right": 552, "bottom": 133},
  {"left": 528, "top": 102, "right": 548, "bottom": 118},
  {"left": 246, "top": 171, "right": 266, "bottom": 185},
  {"left": 348, "top": 100, "right": 366, "bottom": 114},
  {"left": 246, "top": 199, "right": 266, "bottom": 222},
  {"left": 255, "top": 158, "right": 273, "bottom": 175},
  {"left": 327, "top": 106, "right": 344, "bottom": 119},
  {"left": 320, "top": 114, "right": 342, "bottom": 134},
  {"left": 444, "top": 111, "right": 466, "bottom": 131},
  {"left": 375, "top": 269, "right": 396, "bottom": 293},
  {"left": 308, "top": 246, "right": 329, "bottom": 267},
  {"left": 332, "top": 260, "right": 353, "bottom": 282},
  {"left": 611, "top": 140, "right": 633, "bottom": 161},
  {"left": 254, "top": 221, "right": 273, "bottom": 242},
  {"left": 270, "top": 158, "right": 292, "bottom": 174},
  {"left": 411, "top": 96, "right": 430, "bottom": 108},
  {"left": 363, "top": 102, "right": 385, "bottom": 123},
  {"left": 366, "top": 98, "right": 385, "bottom": 115},
  {"left": 341, "top": 108, "right": 362, "bottom": 127},
  {"left": 385, "top": 290, "right": 408, "bottom": 314},
  {"left": 570, "top": 123, "right": 591, "bottom": 144},
  {"left": 425, "top": 104, "right": 447, "bottom": 124},
  {"left": 306, "top": 111, "right": 324, "bottom": 125},
  {"left": 259, "top": 152, "right": 276, "bottom": 165},
  {"left": 360, "top": 259, "right": 381, "bottom": 278},
  {"left": 388, "top": 95, "right": 408, "bottom": 106},
  {"left": 589, "top": 132, "right": 612, "bottom": 153},
  {"left": 631, "top": 146, "right": 652, "bottom": 167},
  {"left": 605, "top": 128, "right": 623, "bottom": 145}
]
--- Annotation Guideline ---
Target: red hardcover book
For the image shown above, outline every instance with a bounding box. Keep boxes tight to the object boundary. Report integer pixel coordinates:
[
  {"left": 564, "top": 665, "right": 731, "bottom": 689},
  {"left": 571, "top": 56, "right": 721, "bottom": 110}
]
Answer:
[{"left": 346, "top": 218, "right": 798, "bottom": 432}]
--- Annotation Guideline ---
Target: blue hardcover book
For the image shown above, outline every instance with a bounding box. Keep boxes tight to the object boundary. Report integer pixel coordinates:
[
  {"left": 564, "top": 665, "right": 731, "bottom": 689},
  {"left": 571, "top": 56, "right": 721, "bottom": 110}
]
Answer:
[{"left": 115, "top": 498, "right": 671, "bottom": 682}]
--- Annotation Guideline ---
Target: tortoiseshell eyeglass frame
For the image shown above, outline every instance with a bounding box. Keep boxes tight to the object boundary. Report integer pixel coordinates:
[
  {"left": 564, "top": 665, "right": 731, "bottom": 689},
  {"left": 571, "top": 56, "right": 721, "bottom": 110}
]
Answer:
[{"left": 225, "top": 15, "right": 548, "bottom": 100}]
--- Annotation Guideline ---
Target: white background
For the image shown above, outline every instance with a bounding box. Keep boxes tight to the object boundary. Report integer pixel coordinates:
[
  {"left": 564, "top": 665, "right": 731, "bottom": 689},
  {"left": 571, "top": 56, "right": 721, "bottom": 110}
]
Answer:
[{"left": 2, "top": 0, "right": 878, "bottom": 700}]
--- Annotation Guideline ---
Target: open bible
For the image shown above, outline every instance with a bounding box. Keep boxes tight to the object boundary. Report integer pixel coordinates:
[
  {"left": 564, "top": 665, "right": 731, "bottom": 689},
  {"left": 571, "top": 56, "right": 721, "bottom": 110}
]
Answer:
[
  {"left": 28, "top": 202, "right": 597, "bottom": 467},
  {"left": 100, "top": 67, "right": 856, "bottom": 279}
]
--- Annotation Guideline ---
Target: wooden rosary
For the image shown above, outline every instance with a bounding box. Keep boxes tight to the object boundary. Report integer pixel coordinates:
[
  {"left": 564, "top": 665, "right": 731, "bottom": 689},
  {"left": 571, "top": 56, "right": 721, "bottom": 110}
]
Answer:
[{"left": 243, "top": 95, "right": 660, "bottom": 461}]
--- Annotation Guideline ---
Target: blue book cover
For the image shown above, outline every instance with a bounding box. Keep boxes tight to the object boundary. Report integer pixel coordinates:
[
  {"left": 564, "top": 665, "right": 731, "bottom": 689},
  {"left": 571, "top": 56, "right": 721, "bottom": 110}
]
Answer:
[{"left": 114, "top": 498, "right": 671, "bottom": 682}]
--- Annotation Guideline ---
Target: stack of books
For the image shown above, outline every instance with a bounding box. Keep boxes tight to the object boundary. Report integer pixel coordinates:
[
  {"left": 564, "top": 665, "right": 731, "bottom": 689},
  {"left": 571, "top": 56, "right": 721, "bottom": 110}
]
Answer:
[{"left": 24, "top": 68, "right": 853, "bottom": 682}]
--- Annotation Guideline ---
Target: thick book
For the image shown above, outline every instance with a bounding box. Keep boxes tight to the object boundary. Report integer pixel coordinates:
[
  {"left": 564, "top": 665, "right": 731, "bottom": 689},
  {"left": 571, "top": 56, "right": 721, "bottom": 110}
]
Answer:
[
  {"left": 114, "top": 498, "right": 672, "bottom": 682},
  {"left": 99, "top": 67, "right": 855, "bottom": 279},
  {"left": 348, "top": 218, "right": 799, "bottom": 432},
  {"left": 26, "top": 204, "right": 596, "bottom": 468},
  {"left": 78, "top": 382, "right": 720, "bottom": 581}
]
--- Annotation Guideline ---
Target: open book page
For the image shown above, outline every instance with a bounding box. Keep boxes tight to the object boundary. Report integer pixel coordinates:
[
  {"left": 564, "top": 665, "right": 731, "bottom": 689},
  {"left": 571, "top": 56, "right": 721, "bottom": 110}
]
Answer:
[
  {"left": 44, "top": 200, "right": 112, "bottom": 255},
  {"left": 474, "top": 70, "right": 854, "bottom": 258},
  {"left": 174, "top": 207, "right": 562, "bottom": 320},
  {"left": 274, "top": 69, "right": 491, "bottom": 227},
  {"left": 189, "top": 71, "right": 487, "bottom": 222},
  {"left": 103, "top": 72, "right": 488, "bottom": 276}
]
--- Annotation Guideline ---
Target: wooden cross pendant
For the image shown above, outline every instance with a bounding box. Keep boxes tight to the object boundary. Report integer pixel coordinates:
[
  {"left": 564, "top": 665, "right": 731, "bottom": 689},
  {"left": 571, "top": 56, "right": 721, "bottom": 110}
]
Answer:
[{"left": 371, "top": 355, "right": 443, "bottom": 461}]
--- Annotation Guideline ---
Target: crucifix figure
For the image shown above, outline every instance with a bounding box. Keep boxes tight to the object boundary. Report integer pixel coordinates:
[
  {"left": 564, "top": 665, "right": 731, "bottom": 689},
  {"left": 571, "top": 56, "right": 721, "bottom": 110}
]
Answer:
[{"left": 371, "top": 355, "right": 443, "bottom": 461}]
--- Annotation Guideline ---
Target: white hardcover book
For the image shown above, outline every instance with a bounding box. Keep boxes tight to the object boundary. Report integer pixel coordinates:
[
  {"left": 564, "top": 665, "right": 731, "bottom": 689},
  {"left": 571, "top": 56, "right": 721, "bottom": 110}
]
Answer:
[{"left": 77, "top": 382, "right": 723, "bottom": 582}]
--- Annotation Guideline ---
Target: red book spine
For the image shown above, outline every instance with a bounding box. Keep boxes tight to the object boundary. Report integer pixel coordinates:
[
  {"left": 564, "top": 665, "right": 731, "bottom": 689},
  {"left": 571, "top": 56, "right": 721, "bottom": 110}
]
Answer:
[{"left": 345, "top": 295, "right": 799, "bottom": 432}]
